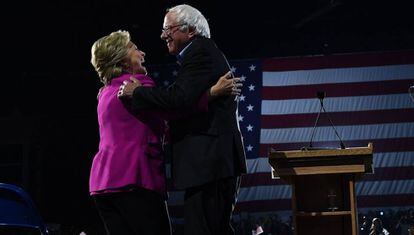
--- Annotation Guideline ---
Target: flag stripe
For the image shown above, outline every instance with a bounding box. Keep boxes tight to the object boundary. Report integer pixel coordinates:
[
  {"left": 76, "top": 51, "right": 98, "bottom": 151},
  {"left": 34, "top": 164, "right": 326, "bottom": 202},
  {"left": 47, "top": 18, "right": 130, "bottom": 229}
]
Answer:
[
  {"left": 263, "top": 64, "right": 414, "bottom": 86},
  {"left": 259, "top": 138, "right": 414, "bottom": 155},
  {"left": 260, "top": 123, "right": 414, "bottom": 144},
  {"left": 234, "top": 199, "right": 291, "bottom": 213},
  {"left": 262, "top": 79, "right": 414, "bottom": 100},
  {"left": 261, "top": 109, "right": 414, "bottom": 129},
  {"left": 373, "top": 151, "right": 414, "bottom": 168},
  {"left": 240, "top": 174, "right": 287, "bottom": 187},
  {"left": 168, "top": 180, "right": 414, "bottom": 206},
  {"left": 261, "top": 94, "right": 413, "bottom": 115},
  {"left": 361, "top": 167, "right": 414, "bottom": 181},
  {"left": 167, "top": 185, "right": 292, "bottom": 206},
  {"left": 245, "top": 151, "right": 414, "bottom": 173},
  {"left": 168, "top": 194, "right": 414, "bottom": 217},
  {"left": 240, "top": 167, "right": 414, "bottom": 188},
  {"left": 168, "top": 151, "right": 414, "bottom": 190},
  {"left": 357, "top": 194, "right": 414, "bottom": 207},
  {"left": 262, "top": 51, "right": 414, "bottom": 71},
  {"left": 356, "top": 180, "right": 414, "bottom": 195},
  {"left": 167, "top": 199, "right": 291, "bottom": 217}
]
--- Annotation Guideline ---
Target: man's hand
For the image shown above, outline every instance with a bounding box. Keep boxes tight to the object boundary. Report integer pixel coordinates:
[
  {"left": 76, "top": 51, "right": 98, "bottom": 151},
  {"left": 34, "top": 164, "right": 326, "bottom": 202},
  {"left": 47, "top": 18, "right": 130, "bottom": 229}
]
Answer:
[
  {"left": 118, "top": 76, "right": 142, "bottom": 98},
  {"left": 210, "top": 71, "right": 242, "bottom": 97}
]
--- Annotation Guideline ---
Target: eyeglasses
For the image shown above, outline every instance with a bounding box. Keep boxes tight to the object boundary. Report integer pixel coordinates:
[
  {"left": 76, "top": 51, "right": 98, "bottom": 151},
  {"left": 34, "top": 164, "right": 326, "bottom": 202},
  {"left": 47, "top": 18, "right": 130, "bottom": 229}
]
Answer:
[{"left": 161, "top": 24, "right": 186, "bottom": 35}]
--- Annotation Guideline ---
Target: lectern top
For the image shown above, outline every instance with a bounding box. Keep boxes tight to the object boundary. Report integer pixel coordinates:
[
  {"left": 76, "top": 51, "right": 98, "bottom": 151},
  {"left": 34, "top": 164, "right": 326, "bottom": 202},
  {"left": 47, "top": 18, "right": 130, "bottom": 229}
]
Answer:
[
  {"left": 269, "top": 143, "right": 373, "bottom": 159},
  {"left": 268, "top": 143, "right": 373, "bottom": 176}
]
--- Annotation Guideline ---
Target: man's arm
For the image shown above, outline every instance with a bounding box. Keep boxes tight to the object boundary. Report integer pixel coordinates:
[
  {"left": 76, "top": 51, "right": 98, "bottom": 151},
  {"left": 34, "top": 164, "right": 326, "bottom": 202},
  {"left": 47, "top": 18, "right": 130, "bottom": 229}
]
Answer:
[
  {"left": 208, "top": 71, "right": 242, "bottom": 99},
  {"left": 133, "top": 51, "right": 213, "bottom": 111},
  {"left": 118, "top": 71, "right": 241, "bottom": 120}
]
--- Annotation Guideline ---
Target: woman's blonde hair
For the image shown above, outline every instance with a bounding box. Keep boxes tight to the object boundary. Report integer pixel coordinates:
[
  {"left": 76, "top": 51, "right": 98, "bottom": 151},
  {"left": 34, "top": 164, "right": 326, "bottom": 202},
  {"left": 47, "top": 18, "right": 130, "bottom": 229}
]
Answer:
[{"left": 91, "top": 30, "right": 130, "bottom": 85}]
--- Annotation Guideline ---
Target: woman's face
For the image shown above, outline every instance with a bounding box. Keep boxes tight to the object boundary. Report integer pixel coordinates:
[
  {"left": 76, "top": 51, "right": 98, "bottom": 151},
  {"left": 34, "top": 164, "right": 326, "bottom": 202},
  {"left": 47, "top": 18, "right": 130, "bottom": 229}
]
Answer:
[{"left": 124, "top": 41, "right": 147, "bottom": 75}]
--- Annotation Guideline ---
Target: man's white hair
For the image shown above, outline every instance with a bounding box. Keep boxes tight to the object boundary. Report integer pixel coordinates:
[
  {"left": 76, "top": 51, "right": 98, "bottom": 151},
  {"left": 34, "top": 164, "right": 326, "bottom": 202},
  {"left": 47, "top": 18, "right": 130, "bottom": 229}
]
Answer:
[{"left": 168, "top": 4, "right": 211, "bottom": 38}]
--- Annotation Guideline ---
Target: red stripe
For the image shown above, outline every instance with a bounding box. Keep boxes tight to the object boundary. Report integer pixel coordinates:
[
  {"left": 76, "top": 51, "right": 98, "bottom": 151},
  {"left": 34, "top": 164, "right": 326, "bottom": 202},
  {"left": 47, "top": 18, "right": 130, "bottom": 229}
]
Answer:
[
  {"left": 236, "top": 195, "right": 414, "bottom": 213},
  {"left": 261, "top": 109, "right": 414, "bottom": 128},
  {"left": 168, "top": 174, "right": 290, "bottom": 192},
  {"left": 168, "top": 199, "right": 292, "bottom": 218},
  {"left": 168, "top": 166, "right": 414, "bottom": 191},
  {"left": 234, "top": 199, "right": 292, "bottom": 213},
  {"left": 167, "top": 194, "right": 414, "bottom": 217},
  {"left": 262, "top": 79, "right": 414, "bottom": 100},
  {"left": 241, "top": 172, "right": 287, "bottom": 187},
  {"left": 167, "top": 180, "right": 175, "bottom": 191},
  {"left": 240, "top": 167, "right": 414, "bottom": 188},
  {"left": 263, "top": 50, "right": 414, "bottom": 71},
  {"left": 357, "top": 194, "right": 414, "bottom": 207},
  {"left": 167, "top": 165, "right": 414, "bottom": 190},
  {"left": 361, "top": 166, "right": 414, "bottom": 181},
  {"left": 259, "top": 138, "right": 414, "bottom": 157}
]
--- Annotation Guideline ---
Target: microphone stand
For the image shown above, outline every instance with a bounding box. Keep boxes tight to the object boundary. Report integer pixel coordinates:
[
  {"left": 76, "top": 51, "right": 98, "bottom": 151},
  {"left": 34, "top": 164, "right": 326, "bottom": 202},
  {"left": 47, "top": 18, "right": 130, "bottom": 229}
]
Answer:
[{"left": 305, "top": 91, "right": 346, "bottom": 150}]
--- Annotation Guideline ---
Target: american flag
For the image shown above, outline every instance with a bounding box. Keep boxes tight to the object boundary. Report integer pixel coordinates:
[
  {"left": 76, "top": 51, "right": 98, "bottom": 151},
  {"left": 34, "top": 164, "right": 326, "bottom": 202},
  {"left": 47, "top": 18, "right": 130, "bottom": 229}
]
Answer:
[{"left": 149, "top": 50, "right": 414, "bottom": 219}]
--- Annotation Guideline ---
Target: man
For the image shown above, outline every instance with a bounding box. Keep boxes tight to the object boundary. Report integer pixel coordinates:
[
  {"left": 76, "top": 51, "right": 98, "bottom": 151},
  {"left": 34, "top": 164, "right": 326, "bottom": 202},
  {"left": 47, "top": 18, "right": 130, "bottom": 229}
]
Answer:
[{"left": 119, "top": 4, "right": 246, "bottom": 234}]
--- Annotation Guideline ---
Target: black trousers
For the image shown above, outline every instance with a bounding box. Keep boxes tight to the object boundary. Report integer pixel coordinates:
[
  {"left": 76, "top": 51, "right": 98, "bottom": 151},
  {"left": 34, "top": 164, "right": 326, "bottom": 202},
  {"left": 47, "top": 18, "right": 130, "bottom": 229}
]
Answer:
[
  {"left": 93, "top": 188, "right": 171, "bottom": 235},
  {"left": 183, "top": 176, "right": 240, "bottom": 235}
]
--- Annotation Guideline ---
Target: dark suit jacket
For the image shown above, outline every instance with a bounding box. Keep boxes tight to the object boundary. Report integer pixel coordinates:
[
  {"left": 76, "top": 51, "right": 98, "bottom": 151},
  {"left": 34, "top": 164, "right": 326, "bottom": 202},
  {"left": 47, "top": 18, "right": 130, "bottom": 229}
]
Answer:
[{"left": 131, "top": 37, "right": 247, "bottom": 189}]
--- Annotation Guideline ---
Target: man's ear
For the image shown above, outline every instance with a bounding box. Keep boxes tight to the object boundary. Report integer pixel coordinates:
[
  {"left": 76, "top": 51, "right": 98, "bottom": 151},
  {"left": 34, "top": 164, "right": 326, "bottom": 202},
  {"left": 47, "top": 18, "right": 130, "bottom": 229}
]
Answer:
[{"left": 188, "top": 27, "right": 196, "bottom": 39}]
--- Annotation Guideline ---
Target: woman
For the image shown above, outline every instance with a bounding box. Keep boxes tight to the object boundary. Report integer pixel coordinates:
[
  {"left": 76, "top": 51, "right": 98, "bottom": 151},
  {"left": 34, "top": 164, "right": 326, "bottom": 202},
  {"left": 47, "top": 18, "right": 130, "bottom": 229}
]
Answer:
[{"left": 89, "top": 30, "right": 240, "bottom": 235}]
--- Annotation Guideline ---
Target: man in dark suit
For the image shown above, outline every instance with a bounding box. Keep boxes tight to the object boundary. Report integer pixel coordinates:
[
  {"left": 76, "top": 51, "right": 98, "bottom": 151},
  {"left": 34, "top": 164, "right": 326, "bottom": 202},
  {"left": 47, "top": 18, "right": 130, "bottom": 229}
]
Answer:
[{"left": 118, "top": 4, "right": 247, "bottom": 234}]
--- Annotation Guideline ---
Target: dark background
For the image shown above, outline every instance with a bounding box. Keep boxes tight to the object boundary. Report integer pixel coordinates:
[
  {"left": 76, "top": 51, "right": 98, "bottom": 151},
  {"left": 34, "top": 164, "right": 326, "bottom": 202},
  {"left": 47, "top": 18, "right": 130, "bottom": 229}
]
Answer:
[{"left": 2, "top": 0, "right": 414, "bottom": 232}]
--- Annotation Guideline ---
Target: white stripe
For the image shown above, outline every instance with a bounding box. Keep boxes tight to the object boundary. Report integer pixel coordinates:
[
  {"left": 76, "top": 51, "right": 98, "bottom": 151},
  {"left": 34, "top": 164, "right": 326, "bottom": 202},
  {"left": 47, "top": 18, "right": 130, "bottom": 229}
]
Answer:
[
  {"left": 374, "top": 152, "right": 414, "bottom": 168},
  {"left": 247, "top": 152, "right": 414, "bottom": 173},
  {"left": 261, "top": 94, "right": 413, "bottom": 115},
  {"left": 168, "top": 180, "right": 414, "bottom": 204},
  {"left": 356, "top": 180, "right": 414, "bottom": 195},
  {"left": 263, "top": 64, "right": 414, "bottom": 86},
  {"left": 238, "top": 185, "right": 292, "bottom": 202},
  {"left": 260, "top": 122, "right": 414, "bottom": 144},
  {"left": 246, "top": 158, "right": 274, "bottom": 174}
]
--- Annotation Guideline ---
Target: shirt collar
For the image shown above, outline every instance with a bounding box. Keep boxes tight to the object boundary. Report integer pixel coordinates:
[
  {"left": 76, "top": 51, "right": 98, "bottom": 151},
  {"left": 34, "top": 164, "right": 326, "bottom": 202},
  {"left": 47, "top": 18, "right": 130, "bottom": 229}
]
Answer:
[{"left": 176, "top": 41, "right": 194, "bottom": 65}]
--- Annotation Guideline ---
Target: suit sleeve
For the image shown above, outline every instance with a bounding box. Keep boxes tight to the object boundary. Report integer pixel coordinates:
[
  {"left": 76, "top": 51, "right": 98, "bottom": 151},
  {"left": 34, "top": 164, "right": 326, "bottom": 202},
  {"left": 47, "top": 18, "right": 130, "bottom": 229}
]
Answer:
[
  {"left": 131, "top": 46, "right": 216, "bottom": 112},
  {"left": 146, "top": 91, "right": 209, "bottom": 121}
]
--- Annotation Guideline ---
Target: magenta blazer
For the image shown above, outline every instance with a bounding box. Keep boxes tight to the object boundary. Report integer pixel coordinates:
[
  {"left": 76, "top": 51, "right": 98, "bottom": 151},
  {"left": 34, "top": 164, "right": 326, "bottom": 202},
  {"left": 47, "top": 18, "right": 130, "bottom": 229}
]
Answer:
[{"left": 90, "top": 73, "right": 168, "bottom": 196}]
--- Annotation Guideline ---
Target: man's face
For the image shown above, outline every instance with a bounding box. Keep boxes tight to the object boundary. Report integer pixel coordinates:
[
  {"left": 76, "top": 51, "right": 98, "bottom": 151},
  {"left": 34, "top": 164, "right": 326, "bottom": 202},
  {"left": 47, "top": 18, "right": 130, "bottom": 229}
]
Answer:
[{"left": 160, "top": 12, "right": 193, "bottom": 55}]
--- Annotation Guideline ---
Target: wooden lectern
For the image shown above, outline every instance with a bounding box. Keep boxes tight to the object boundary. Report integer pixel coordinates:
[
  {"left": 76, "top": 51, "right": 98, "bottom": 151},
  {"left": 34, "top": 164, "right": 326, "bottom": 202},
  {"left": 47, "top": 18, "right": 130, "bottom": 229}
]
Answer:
[{"left": 268, "top": 143, "right": 373, "bottom": 235}]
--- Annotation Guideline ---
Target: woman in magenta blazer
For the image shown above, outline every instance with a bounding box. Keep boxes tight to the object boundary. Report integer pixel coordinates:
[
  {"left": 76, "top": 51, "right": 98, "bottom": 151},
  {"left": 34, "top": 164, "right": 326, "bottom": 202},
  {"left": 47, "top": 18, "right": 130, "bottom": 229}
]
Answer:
[{"left": 90, "top": 30, "right": 240, "bottom": 235}]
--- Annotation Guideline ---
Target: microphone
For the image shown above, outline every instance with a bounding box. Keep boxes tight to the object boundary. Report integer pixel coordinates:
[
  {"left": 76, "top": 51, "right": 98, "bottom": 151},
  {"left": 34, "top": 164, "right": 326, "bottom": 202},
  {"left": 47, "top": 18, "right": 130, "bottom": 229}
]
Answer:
[{"left": 306, "top": 91, "right": 346, "bottom": 150}]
